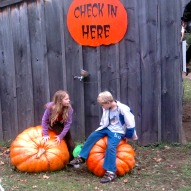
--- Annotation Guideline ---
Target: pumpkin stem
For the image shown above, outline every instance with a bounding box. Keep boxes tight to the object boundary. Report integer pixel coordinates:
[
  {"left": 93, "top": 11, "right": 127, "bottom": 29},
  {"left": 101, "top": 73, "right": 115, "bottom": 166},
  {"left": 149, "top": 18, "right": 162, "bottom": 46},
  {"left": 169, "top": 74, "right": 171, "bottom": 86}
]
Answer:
[{"left": 36, "top": 148, "right": 46, "bottom": 159}]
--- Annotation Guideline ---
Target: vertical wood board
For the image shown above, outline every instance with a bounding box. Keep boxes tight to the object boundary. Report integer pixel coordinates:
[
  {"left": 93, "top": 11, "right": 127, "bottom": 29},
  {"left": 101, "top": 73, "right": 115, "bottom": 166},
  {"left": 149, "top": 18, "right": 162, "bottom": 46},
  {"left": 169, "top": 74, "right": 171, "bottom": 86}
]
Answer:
[{"left": 10, "top": 2, "right": 34, "bottom": 132}]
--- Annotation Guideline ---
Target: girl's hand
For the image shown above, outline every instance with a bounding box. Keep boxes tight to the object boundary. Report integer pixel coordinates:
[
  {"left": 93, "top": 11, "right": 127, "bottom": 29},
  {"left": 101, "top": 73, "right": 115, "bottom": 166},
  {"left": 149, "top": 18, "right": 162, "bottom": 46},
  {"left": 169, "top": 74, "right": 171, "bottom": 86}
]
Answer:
[
  {"left": 42, "top": 135, "right": 50, "bottom": 142},
  {"left": 55, "top": 136, "right": 61, "bottom": 144}
]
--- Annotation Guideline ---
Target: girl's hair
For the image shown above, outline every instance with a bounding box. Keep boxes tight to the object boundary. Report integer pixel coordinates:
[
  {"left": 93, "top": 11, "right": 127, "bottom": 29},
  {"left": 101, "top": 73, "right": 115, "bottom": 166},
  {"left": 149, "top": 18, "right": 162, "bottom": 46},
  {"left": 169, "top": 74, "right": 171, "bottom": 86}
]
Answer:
[
  {"left": 97, "top": 91, "right": 114, "bottom": 104},
  {"left": 47, "top": 90, "right": 71, "bottom": 126}
]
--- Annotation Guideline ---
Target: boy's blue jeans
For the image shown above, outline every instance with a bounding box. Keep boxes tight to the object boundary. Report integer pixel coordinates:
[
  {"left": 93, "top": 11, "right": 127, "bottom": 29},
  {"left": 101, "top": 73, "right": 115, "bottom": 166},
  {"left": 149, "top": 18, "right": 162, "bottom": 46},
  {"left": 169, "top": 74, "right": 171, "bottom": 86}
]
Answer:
[{"left": 79, "top": 128, "right": 123, "bottom": 172}]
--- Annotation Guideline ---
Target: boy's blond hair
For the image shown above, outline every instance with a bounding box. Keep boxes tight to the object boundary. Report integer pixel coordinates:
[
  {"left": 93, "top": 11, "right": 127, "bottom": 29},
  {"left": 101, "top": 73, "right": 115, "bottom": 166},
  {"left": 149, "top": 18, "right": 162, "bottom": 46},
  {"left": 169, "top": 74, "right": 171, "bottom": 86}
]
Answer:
[{"left": 97, "top": 91, "right": 114, "bottom": 104}]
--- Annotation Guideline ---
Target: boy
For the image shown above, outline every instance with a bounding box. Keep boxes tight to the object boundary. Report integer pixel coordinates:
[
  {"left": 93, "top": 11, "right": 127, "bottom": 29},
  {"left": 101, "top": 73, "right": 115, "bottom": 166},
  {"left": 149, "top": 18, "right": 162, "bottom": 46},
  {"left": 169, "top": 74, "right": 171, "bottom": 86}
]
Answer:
[{"left": 70, "top": 91, "right": 138, "bottom": 183}]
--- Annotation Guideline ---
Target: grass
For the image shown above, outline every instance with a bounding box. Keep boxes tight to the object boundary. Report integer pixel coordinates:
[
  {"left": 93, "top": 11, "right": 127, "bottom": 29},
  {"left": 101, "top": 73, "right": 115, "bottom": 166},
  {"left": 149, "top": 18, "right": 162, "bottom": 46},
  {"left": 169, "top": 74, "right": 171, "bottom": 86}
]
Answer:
[
  {"left": 183, "top": 78, "right": 191, "bottom": 103},
  {"left": 1, "top": 142, "right": 191, "bottom": 191}
]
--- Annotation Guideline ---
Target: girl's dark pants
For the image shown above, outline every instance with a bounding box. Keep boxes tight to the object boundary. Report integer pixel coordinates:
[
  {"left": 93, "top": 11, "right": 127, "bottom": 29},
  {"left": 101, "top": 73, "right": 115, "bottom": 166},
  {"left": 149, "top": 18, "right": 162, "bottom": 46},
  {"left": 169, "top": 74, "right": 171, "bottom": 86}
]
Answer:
[{"left": 51, "top": 123, "right": 76, "bottom": 161}]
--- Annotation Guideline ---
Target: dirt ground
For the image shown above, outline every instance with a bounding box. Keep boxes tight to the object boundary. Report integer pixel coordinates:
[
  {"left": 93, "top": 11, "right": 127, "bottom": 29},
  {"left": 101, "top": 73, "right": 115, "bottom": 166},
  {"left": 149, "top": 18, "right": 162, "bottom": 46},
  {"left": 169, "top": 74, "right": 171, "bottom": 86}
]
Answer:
[{"left": 182, "top": 72, "right": 191, "bottom": 143}]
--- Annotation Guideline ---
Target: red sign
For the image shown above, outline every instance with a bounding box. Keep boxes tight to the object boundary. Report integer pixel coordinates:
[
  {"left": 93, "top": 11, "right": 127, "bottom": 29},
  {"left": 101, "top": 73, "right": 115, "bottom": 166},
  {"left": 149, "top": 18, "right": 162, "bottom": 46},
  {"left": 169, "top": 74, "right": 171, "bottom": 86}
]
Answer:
[{"left": 67, "top": 0, "right": 128, "bottom": 47}]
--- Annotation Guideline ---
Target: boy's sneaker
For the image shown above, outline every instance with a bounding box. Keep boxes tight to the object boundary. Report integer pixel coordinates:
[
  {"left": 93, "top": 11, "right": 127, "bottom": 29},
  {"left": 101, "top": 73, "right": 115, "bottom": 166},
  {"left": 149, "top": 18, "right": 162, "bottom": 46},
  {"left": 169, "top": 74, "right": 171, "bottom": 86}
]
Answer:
[
  {"left": 100, "top": 171, "right": 117, "bottom": 183},
  {"left": 69, "top": 156, "right": 85, "bottom": 165}
]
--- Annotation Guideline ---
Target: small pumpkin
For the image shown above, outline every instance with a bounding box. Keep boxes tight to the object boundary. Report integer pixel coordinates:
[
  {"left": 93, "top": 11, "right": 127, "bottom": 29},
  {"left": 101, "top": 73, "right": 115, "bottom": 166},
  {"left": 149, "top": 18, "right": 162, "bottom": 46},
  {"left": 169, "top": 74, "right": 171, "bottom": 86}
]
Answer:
[
  {"left": 86, "top": 137, "right": 135, "bottom": 177},
  {"left": 10, "top": 125, "right": 69, "bottom": 172}
]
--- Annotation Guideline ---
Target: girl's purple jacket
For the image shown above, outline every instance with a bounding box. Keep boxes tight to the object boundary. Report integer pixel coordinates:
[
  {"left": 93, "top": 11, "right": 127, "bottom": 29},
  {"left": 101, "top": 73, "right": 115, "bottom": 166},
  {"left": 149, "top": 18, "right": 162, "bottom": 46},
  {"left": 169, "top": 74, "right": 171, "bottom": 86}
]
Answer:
[{"left": 41, "top": 102, "right": 73, "bottom": 140}]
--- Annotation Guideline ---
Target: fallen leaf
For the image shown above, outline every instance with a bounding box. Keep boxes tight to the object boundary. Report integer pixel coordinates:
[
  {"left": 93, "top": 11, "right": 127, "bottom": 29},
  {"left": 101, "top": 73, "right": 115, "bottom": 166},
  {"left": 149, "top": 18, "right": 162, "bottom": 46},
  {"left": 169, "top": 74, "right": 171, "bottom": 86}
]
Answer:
[
  {"left": 43, "top": 175, "right": 50, "bottom": 179},
  {"left": 0, "top": 161, "right": 4, "bottom": 165},
  {"left": 164, "top": 146, "right": 170, "bottom": 150},
  {"left": 153, "top": 157, "right": 162, "bottom": 162},
  {"left": 123, "top": 179, "right": 128, "bottom": 183},
  {"left": 3, "top": 149, "right": 10, "bottom": 154}
]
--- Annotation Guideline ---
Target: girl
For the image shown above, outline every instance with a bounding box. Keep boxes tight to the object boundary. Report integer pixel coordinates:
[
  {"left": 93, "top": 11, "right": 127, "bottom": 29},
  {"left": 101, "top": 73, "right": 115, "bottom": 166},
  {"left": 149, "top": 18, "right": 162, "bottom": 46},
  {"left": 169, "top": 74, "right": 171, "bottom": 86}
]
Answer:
[{"left": 42, "top": 90, "right": 75, "bottom": 160}]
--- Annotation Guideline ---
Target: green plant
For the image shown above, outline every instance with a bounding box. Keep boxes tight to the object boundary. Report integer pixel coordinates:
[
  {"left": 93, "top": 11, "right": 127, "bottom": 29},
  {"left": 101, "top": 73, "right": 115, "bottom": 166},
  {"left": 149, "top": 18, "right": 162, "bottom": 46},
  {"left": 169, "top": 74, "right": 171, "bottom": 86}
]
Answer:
[
  {"left": 183, "top": 78, "right": 191, "bottom": 103},
  {"left": 182, "top": 162, "right": 191, "bottom": 177},
  {"left": 0, "top": 140, "right": 12, "bottom": 148},
  {"left": 184, "top": 33, "right": 191, "bottom": 46}
]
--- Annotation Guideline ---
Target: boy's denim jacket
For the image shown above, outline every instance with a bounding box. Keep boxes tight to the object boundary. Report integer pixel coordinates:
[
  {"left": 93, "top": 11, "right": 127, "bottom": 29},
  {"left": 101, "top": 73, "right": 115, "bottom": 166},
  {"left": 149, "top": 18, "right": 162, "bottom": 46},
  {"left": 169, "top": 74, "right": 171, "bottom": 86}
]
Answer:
[{"left": 95, "top": 101, "right": 138, "bottom": 140}]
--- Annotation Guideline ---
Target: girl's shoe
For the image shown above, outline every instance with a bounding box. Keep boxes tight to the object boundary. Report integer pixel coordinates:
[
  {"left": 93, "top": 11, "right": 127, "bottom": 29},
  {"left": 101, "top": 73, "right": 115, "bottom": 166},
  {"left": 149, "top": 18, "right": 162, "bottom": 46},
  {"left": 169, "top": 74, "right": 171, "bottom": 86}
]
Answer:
[{"left": 69, "top": 156, "right": 85, "bottom": 165}]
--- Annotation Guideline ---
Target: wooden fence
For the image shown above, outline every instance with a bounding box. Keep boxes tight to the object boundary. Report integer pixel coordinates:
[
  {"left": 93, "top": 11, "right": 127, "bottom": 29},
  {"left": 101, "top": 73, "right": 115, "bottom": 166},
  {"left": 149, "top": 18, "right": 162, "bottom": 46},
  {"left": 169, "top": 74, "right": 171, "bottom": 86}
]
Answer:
[{"left": 0, "top": 0, "right": 189, "bottom": 145}]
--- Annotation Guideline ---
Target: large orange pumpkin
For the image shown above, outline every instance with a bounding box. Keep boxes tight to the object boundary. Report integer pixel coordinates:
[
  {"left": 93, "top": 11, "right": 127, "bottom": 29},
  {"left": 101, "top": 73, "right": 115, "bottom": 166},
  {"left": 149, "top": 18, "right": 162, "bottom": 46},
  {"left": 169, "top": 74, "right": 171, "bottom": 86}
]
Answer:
[
  {"left": 10, "top": 125, "right": 69, "bottom": 172},
  {"left": 86, "top": 137, "right": 135, "bottom": 177}
]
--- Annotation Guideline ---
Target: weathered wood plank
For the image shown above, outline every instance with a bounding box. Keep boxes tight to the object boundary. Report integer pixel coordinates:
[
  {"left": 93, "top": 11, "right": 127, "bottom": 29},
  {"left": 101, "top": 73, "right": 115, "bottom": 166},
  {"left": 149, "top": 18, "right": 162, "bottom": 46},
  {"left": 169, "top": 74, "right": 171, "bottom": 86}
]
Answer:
[
  {"left": 160, "top": 0, "right": 183, "bottom": 143},
  {"left": 174, "top": 0, "right": 184, "bottom": 143},
  {"left": 27, "top": 0, "right": 49, "bottom": 125},
  {"left": 0, "top": 97, "right": 3, "bottom": 141},
  {"left": 100, "top": 45, "right": 118, "bottom": 96},
  {"left": 58, "top": 0, "right": 67, "bottom": 89},
  {"left": 10, "top": 2, "right": 34, "bottom": 134},
  {"left": 0, "top": 0, "right": 23, "bottom": 8},
  {"left": 83, "top": 47, "right": 100, "bottom": 136},
  {"left": 0, "top": 7, "right": 18, "bottom": 140},
  {"left": 115, "top": 44, "right": 121, "bottom": 100},
  {"left": 44, "top": 0, "right": 65, "bottom": 97},
  {"left": 96, "top": 46, "right": 103, "bottom": 123},
  {"left": 62, "top": 0, "right": 85, "bottom": 141},
  {"left": 119, "top": 0, "right": 142, "bottom": 142},
  {"left": 137, "top": 0, "right": 161, "bottom": 145},
  {"left": 179, "top": 0, "right": 190, "bottom": 143}
]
